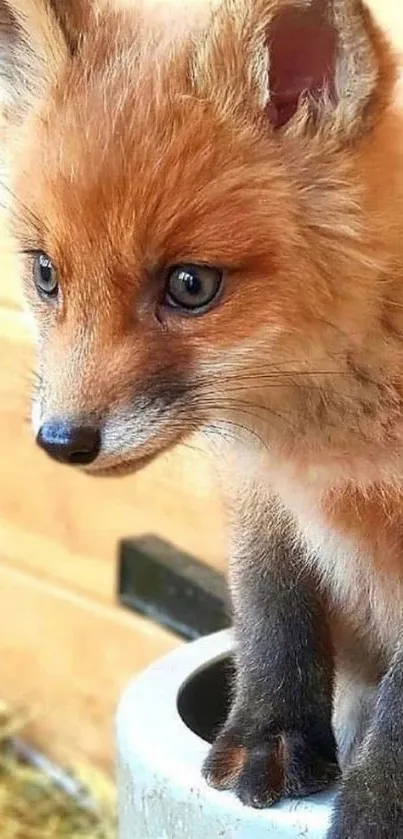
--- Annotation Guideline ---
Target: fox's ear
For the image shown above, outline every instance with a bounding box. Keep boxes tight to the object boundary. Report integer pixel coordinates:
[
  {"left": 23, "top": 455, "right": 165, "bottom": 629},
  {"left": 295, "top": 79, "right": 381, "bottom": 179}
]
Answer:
[
  {"left": 261, "top": 0, "right": 395, "bottom": 136},
  {"left": 0, "top": 0, "right": 93, "bottom": 119},
  {"left": 201, "top": 0, "right": 396, "bottom": 140},
  {"left": 43, "top": 0, "right": 93, "bottom": 54}
]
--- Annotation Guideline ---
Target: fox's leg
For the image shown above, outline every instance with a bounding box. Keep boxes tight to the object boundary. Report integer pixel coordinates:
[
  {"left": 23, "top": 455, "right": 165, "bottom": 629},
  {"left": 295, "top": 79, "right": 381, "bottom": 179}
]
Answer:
[{"left": 202, "top": 497, "right": 339, "bottom": 807}]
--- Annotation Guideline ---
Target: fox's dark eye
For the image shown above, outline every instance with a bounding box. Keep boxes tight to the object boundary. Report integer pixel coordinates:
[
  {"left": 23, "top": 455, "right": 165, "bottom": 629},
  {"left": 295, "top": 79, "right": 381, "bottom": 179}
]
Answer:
[
  {"left": 33, "top": 252, "right": 59, "bottom": 299},
  {"left": 164, "top": 264, "right": 222, "bottom": 312}
]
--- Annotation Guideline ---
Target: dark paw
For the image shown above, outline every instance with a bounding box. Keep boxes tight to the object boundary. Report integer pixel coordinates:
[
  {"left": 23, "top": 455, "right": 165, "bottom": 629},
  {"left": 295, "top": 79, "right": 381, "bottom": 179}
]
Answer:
[{"left": 202, "top": 726, "right": 339, "bottom": 809}]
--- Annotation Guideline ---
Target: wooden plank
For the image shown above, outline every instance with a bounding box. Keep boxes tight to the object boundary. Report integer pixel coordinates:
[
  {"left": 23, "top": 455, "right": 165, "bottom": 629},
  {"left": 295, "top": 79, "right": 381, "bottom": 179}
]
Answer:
[{"left": 0, "top": 562, "right": 179, "bottom": 772}]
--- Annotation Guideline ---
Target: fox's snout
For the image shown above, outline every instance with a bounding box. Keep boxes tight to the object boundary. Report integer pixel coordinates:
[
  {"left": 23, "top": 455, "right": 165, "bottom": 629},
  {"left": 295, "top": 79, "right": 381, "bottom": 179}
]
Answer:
[
  {"left": 31, "top": 352, "right": 193, "bottom": 473},
  {"left": 36, "top": 421, "right": 101, "bottom": 466}
]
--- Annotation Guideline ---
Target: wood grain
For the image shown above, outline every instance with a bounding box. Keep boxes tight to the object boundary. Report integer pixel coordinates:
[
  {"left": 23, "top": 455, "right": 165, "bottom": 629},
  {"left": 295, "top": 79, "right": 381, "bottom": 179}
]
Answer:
[{"left": 0, "top": 562, "right": 179, "bottom": 771}]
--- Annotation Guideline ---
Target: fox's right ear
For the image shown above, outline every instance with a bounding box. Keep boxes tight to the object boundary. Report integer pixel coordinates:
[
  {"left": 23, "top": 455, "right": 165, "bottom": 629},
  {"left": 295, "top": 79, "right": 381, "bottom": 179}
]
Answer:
[{"left": 0, "top": 0, "right": 93, "bottom": 121}]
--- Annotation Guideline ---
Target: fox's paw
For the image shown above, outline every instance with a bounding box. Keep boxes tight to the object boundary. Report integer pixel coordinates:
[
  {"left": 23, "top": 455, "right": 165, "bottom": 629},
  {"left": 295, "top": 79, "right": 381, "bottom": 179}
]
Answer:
[{"left": 202, "top": 724, "right": 339, "bottom": 809}]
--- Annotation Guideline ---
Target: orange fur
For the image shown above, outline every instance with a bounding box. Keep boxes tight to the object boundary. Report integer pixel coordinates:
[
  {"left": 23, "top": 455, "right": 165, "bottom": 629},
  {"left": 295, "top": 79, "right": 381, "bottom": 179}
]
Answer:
[{"left": 3, "top": 0, "right": 403, "bottom": 752}]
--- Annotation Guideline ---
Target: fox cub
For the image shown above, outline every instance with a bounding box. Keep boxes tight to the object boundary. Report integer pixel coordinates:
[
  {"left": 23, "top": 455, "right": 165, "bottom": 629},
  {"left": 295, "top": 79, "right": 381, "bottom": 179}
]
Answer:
[{"left": 1, "top": 0, "right": 403, "bottom": 835}]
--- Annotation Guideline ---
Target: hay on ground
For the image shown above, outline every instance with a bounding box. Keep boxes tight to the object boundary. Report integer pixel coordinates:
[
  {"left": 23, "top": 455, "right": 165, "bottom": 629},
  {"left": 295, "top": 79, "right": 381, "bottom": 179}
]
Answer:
[{"left": 0, "top": 701, "right": 116, "bottom": 839}]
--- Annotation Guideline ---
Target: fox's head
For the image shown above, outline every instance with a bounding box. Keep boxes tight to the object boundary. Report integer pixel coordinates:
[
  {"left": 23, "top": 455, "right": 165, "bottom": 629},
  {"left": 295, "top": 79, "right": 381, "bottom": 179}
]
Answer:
[{"left": 0, "top": 0, "right": 398, "bottom": 475}]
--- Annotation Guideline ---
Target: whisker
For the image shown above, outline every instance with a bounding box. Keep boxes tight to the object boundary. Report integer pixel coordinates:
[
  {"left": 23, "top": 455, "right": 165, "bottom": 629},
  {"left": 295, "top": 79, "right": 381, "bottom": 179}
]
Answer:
[
  {"left": 193, "top": 396, "right": 294, "bottom": 430},
  {"left": 203, "top": 417, "right": 270, "bottom": 453}
]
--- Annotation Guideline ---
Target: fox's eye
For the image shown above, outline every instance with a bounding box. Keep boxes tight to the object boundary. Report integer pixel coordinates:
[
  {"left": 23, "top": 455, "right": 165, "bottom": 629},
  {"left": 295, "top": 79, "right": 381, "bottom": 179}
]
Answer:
[
  {"left": 33, "top": 252, "right": 59, "bottom": 299},
  {"left": 164, "top": 264, "right": 222, "bottom": 312}
]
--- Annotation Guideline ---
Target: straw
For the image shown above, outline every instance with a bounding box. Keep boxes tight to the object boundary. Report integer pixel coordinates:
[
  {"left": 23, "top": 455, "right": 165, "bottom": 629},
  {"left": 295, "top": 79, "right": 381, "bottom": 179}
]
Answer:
[{"left": 0, "top": 701, "right": 116, "bottom": 839}]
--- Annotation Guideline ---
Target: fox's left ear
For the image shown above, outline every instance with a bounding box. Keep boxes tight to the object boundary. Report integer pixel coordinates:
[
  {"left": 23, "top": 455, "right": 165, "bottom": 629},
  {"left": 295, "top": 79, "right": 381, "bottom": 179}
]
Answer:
[
  {"left": 204, "top": 0, "right": 396, "bottom": 141},
  {"left": 261, "top": 0, "right": 396, "bottom": 137}
]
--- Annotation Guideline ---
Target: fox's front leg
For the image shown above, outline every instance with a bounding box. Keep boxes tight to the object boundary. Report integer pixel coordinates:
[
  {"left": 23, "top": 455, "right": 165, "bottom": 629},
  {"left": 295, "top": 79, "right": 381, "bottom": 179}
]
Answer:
[{"left": 202, "top": 498, "right": 339, "bottom": 807}]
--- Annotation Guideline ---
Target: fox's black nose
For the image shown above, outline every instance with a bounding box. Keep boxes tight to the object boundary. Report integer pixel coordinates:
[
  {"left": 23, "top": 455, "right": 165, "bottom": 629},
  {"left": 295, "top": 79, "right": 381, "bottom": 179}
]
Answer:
[{"left": 36, "top": 421, "right": 101, "bottom": 465}]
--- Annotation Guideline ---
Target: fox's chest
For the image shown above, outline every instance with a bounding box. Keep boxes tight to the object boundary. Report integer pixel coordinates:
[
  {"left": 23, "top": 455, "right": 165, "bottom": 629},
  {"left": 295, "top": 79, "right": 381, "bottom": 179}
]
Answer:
[
  {"left": 266, "top": 469, "right": 403, "bottom": 658},
  {"left": 297, "top": 511, "right": 403, "bottom": 660}
]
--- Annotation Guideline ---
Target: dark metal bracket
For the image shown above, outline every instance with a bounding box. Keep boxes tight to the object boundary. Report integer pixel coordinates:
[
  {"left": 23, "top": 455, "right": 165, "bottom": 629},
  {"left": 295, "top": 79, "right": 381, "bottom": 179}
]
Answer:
[{"left": 118, "top": 535, "right": 231, "bottom": 641}]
